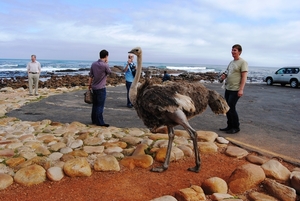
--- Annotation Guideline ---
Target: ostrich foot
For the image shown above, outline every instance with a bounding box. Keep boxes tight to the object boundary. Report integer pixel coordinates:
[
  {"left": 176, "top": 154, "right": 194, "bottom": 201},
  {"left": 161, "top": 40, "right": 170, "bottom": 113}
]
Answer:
[
  {"left": 150, "top": 166, "right": 168, "bottom": 173},
  {"left": 187, "top": 166, "right": 200, "bottom": 173}
]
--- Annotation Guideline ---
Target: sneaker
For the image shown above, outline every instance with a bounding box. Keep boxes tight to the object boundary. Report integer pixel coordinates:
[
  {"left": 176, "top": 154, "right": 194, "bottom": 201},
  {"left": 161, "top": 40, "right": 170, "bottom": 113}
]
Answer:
[
  {"left": 28, "top": 93, "right": 33, "bottom": 96},
  {"left": 127, "top": 104, "right": 133, "bottom": 108},
  {"left": 34, "top": 94, "right": 39, "bottom": 96}
]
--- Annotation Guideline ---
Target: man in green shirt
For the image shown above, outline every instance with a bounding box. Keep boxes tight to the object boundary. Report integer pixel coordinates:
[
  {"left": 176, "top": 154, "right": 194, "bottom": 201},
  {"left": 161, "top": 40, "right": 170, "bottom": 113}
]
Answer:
[{"left": 219, "top": 44, "right": 248, "bottom": 134}]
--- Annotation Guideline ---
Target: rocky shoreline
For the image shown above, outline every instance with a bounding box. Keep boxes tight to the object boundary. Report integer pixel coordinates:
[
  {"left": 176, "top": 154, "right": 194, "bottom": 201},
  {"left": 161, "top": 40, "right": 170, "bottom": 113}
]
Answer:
[
  {"left": 0, "top": 66, "right": 219, "bottom": 89},
  {"left": 0, "top": 78, "right": 299, "bottom": 200}
]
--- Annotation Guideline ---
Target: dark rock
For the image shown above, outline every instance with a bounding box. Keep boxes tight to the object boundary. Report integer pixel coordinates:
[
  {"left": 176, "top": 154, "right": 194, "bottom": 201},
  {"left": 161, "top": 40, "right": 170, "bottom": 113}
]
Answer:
[{"left": 0, "top": 67, "right": 219, "bottom": 89}]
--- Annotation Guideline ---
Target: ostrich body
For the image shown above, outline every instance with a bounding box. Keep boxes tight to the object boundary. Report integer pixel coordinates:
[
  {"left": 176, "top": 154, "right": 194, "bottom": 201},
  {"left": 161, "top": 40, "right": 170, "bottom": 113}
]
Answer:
[{"left": 128, "top": 47, "right": 229, "bottom": 173}]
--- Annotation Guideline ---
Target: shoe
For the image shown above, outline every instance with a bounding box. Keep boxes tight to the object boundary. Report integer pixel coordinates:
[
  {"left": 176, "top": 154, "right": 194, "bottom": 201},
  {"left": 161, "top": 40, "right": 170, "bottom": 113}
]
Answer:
[
  {"left": 226, "top": 128, "right": 240, "bottom": 134},
  {"left": 127, "top": 104, "right": 133, "bottom": 108},
  {"left": 34, "top": 94, "right": 39, "bottom": 96},
  {"left": 219, "top": 127, "right": 231, "bottom": 131},
  {"left": 99, "top": 124, "right": 109, "bottom": 127},
  {"left": 28, "top": 93, "right": 33, "bottom": 96}
]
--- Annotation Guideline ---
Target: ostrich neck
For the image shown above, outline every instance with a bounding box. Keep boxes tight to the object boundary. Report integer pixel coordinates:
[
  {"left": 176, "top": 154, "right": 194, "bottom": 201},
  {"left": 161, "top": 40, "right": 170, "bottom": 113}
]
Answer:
[
  {"left": 129, "top": 54, "right": 142, "bottom": 104},
  {"left": 132, "top": 54, "right": 142, "bottom": 88}
]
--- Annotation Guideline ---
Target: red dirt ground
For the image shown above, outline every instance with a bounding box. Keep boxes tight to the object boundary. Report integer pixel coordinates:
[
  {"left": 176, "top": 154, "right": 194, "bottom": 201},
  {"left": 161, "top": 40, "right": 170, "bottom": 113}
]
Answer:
[
  {"left": 0, "top": 150, "right": 298, "bottom": 201},
  {"left": 0, "top": 152, "right": 246, "bottom": 201}
]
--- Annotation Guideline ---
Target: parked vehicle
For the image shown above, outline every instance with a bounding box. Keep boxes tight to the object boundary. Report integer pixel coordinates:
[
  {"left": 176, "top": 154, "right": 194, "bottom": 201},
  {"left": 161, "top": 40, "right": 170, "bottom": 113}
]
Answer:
[{"left": 263, "top": 67, "right": 300, "bottom": 88}]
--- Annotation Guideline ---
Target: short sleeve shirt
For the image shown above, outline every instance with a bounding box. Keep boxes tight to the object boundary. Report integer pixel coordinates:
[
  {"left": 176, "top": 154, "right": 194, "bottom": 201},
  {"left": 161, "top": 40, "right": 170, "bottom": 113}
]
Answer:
[
  {"left": 225, "top": 58, "right": 248, "bottom": 91},
  {"left": 89, "top": 60, "right": 111, "bottom": 90},
  {"left": 124, "top": 62, "right": 135, "bottom": 82}
]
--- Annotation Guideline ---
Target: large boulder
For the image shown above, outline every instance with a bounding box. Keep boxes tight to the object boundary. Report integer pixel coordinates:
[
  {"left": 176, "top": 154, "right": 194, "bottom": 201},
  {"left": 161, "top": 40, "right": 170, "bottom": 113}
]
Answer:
[
  {"left": 290, "top": 170, "right": 300, "bottom": 194},
  {"left": 94, "top": 155, "right": 120, "bottom": 171},
  {"left": 46, "top": 166, "right": 64, "bottom": 181},
  {"left": 201, "top": 177, "right": 228, "bottom": 194},
  {"left": 263, "top": 178, "right": 297, "bottom": 201},
  {"left": 0, "top": 173, "right": 14, "bottom": 190},
  {"left": 14, "top": 164, "right": 46, "bottom": 186},
  {"left": 63, "top": 157, "right": 92, "bottom": 177},
  {"left": 175, "top": 185, "right": 206, "bottom": 201},
  {"left": 261, "top": 159, "right": 291, "bottom": 181},
  {"left": 228, "top": 163, "right": 265, "bottom": 194}
]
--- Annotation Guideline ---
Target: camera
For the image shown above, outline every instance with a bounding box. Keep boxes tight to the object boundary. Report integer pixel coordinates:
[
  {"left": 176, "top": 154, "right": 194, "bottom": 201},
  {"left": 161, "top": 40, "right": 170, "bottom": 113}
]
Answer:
[{"left": 218, "top": 71, "right": 227, "bottom": 83}]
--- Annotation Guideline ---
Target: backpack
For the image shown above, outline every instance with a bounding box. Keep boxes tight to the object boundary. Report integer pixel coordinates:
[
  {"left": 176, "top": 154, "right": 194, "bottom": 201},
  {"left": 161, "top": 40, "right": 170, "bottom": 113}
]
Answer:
[{"left": 129, "top": 63, "right": 136, "bottom": 77}]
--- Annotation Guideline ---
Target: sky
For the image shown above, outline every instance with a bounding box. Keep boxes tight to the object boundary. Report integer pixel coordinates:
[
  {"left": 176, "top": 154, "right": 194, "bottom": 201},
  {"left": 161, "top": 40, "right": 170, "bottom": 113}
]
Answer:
[{"left": 0, "top": 0, "right": 299, "bottom": 67}]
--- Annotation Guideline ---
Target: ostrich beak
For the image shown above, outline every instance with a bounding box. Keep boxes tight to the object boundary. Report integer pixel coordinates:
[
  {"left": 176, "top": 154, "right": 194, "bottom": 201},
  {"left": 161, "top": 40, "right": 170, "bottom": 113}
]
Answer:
[{"left": 128, "top": 47, "right": 141, "bottom": 54}]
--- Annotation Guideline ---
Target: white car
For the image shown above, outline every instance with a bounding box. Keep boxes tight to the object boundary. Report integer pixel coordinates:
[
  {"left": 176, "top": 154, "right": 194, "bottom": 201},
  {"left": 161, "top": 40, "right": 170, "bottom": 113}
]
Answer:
[{"left": 263, "top": 67, "right": 300, "bottom": 88}]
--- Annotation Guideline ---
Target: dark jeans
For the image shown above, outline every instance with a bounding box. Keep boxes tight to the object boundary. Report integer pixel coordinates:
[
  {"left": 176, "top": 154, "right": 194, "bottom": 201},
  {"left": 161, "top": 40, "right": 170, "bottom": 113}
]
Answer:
[
  {"left": 91, "top": 88, "right": 106, "bottom": 125},
  {"left": 126, "top": 81, "right": 132, "bottom": 106},
  {"left": 225, "top": 89, "right": 240, "bottom": 129}
]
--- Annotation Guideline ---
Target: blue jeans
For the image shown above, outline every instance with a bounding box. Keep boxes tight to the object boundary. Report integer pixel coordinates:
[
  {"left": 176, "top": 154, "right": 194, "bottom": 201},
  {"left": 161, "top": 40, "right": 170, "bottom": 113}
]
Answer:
[
  {"left": 91, "top": 88, "right": 106, "bottom": 125},
  {"left": 126, "top": 81, "right": 132, "bottom": 106},
  {"left": 225, "top": 89, "right": 240, "bottom": 129}
]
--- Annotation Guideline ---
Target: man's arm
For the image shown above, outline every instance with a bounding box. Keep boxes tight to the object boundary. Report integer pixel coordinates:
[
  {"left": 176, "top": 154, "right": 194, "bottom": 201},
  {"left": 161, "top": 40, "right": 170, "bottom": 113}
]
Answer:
[
  {"left": 123, "top": 63, "right": 130, "bottom": 72},
  {"left": 38, "top": 62, "right": 41, "bottom": 74},
  {"left": 238, "top": 71, "right": 247, "bottom": 97},
  {"left": 88, "top": 77, "right": 93, "bottom": 90},
  {"left": 26, "top": 63, "right": 30, "bottom": 73}
]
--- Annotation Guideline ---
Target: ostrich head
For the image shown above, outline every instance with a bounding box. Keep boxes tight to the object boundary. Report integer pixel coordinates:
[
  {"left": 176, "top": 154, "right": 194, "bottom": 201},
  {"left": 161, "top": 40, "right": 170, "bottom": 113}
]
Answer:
[
  {"left": 128, "top": 47, "right": 142, "bottom": 57},
  {"left": 128, "top": 47, "right": 143, "bottom": 105}
]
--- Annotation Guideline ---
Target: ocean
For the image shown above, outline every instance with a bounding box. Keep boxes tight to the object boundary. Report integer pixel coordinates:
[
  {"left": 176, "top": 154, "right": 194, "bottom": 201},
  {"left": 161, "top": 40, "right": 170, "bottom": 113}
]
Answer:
[{"left": 0, "top": 58, "right": 279, "bottom": 83}]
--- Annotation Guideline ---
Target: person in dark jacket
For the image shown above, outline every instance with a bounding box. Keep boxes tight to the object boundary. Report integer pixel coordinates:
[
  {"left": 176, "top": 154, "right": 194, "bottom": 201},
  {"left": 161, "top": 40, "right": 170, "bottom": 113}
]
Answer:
[
  {"left": 162, "top": 71, "right": 171, "bottom": 82},
  {"left": 88, "top": 49, "right": 111, "bottom": 127}
]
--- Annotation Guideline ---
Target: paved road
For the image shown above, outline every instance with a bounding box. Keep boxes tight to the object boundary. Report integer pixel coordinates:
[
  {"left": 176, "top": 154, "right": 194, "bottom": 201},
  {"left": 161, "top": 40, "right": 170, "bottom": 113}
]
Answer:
[{"left": 7, "top": 83, "right": 300, "bottom": 164}]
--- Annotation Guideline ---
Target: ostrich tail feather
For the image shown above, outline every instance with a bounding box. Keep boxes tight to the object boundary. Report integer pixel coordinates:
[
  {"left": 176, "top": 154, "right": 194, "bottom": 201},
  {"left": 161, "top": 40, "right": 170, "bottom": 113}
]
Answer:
[
  {"left": 208, "top": 90, "right": 230, "bottom": 115},
  {"left": 174, "top": 93, "right": 196, "bottom": 113}
]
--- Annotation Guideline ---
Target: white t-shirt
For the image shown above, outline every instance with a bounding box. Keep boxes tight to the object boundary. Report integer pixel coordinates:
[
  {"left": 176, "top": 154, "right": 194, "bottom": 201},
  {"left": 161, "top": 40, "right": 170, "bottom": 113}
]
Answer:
[{"left": 26, "top": 61, "right": 41, "bottom": 73}]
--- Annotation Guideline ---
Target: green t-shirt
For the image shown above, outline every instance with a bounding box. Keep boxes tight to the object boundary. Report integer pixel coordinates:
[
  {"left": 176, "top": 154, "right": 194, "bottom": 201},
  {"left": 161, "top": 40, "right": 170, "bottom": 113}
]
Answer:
[{"left": 225, "top": 58, "right": 248, "bottom": 91}]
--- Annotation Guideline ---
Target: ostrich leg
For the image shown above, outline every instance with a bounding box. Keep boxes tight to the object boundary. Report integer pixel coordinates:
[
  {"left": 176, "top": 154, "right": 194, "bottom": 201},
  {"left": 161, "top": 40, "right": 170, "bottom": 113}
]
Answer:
[
  {"left": 151, "top": 126, "right": 175, "bottom": 172},
  {"left": 185, "top": 127, "right": 201, "bottom": 172},
  {"left": 172, "top": 109, "right": 201, "bottom": 172}
]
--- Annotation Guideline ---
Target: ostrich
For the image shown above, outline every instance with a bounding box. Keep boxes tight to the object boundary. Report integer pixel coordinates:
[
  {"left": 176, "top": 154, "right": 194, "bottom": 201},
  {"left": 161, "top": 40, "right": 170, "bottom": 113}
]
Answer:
[{"left": 128, "top": 47, "right": 229, "bottom": 173}]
